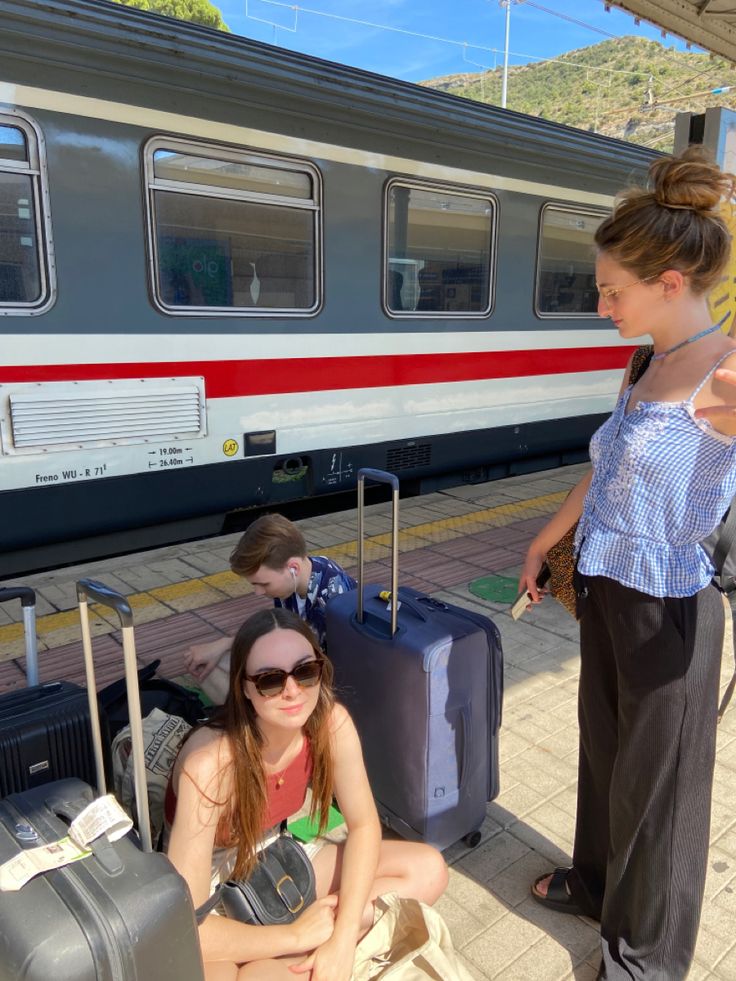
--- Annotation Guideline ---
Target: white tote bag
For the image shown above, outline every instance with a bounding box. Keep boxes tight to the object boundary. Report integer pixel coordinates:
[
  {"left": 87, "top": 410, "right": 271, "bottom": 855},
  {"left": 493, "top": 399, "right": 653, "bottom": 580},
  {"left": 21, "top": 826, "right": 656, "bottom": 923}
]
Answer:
[{"left": 352, "top": 893, "right": 474, "bottom": 981}]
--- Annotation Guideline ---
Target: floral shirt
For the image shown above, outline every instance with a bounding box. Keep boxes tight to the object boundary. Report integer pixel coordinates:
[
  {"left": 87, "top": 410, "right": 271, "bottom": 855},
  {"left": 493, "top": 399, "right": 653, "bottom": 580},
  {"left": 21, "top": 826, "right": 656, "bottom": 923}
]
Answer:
[{"left": 275, "top": 555, "right": 356, "bottom": 649}]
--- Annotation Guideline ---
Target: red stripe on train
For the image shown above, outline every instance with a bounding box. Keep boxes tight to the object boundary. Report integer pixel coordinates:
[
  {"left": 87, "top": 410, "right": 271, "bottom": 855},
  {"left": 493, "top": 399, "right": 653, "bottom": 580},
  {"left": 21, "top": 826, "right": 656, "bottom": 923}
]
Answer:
[{"left": 0, "top": 346, "right": 635, "bottom": 397}]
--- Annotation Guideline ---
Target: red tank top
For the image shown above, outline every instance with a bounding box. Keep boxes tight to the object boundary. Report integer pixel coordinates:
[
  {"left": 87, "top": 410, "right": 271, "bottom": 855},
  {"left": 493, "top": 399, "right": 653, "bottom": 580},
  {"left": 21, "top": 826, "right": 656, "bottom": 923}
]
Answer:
[{"left": 164, "top": 736, "right": 313, "bottom": 846}]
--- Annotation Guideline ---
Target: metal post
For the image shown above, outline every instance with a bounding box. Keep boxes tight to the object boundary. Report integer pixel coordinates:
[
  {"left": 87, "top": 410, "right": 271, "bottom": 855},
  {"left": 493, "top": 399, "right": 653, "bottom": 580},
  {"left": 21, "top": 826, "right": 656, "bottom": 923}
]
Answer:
[{"left": 500, "top": 0, "right": 511, "bottom": 110}]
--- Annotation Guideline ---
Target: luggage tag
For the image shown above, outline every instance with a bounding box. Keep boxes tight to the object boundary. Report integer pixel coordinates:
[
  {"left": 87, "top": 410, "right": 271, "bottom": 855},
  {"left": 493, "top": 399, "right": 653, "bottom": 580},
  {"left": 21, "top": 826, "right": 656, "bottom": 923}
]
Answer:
[
  {"left": 0, "top": 795, "right": 132, "bottom": 891},
  {"left": 378, "top": 590, "right": 401, "bottom": 613}
]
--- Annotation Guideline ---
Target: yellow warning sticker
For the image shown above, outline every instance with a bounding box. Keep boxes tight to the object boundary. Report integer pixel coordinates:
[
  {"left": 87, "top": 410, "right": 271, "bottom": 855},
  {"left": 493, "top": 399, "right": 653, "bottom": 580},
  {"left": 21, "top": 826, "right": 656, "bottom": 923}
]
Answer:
[{"left": 222, "top": 439, "right": 239, "bottom": 457}]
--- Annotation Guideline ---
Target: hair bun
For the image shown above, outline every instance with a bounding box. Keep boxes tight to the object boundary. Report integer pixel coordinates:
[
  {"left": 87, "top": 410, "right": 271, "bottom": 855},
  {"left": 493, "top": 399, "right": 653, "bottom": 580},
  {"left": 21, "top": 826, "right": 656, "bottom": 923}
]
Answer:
[{"left": 649, "top": 146, "right": 731, "bottom": 214}]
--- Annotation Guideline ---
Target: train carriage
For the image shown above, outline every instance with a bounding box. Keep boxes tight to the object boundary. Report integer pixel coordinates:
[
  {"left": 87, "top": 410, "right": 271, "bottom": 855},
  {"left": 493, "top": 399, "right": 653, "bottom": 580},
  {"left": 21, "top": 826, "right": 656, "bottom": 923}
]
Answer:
[{"left": 0, "top": 0, "right": 657, "bottom": 575}]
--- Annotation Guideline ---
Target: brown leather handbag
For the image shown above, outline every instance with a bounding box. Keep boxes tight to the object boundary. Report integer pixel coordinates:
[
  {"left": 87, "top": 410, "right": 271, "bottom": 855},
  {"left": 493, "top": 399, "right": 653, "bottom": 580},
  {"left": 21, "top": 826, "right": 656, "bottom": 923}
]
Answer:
[{"left": 546, "top": 345, "right": 653, "bottom": 618}]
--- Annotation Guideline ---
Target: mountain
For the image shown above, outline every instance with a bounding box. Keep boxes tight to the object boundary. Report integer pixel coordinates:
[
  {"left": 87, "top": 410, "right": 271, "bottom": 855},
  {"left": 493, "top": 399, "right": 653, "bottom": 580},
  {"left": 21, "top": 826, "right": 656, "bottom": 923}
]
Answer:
[{"left": 421, "top": 36, "right": 736, "bottom": 152}]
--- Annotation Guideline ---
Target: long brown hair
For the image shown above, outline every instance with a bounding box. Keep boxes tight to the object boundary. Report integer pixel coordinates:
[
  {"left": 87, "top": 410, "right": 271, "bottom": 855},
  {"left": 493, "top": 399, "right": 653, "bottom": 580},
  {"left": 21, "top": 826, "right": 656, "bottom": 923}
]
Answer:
[
  {"left": 594, "top": 146, "right": 736, "bottom": 295},
  {"left": 213, "top": 608, "right": 335, "bottom": 878}
]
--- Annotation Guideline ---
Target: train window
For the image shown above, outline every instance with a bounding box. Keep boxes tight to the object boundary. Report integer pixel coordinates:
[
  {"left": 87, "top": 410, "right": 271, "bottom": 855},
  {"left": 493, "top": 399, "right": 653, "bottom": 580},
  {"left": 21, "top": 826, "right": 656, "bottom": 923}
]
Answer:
[
  {"left": 0, "top": 116, "right": 53, "bottom": 314},
  {"left": 145, "top": 138, "right": 321, "bottom": 315},
  {"left": 384, "top": 180, "right": 495, "bottom": 317},
  {"left": 536, "top": 205, "right": 607, "bottom": 317}
]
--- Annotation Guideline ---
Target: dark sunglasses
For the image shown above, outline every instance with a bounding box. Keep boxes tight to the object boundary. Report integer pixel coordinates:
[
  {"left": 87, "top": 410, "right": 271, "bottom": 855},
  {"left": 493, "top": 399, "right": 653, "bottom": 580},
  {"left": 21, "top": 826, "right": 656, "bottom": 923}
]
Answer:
[{"left": 246, "top": 658, "right": 324, "bottom": 698}]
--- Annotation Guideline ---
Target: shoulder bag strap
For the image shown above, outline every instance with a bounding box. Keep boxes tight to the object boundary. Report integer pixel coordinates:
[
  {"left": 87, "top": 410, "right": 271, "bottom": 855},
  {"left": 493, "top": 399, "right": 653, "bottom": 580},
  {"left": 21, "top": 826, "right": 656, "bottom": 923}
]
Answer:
[
  {"left": 712, "top": 506, "right": 736, "bottom": 579},
  {"left": 629, "top": 345, "right": 653, "bottom": 386}
]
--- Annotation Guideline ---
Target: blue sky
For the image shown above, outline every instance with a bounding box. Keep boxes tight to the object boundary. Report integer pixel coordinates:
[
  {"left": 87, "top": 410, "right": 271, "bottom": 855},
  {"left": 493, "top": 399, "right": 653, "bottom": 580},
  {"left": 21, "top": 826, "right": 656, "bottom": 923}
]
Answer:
[{"left": 213, "top": 0, "right": 700, "bottom": 83}]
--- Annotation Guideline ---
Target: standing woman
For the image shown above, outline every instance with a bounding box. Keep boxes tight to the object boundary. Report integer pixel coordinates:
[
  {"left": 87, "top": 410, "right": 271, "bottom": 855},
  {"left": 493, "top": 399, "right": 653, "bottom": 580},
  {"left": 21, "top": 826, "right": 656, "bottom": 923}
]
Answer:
[
  {"left": 520, "top": 147, "right": 736, "bottom": 979},
  {"left": 166, "top": 607, "right": 448, "bottom": 981}
]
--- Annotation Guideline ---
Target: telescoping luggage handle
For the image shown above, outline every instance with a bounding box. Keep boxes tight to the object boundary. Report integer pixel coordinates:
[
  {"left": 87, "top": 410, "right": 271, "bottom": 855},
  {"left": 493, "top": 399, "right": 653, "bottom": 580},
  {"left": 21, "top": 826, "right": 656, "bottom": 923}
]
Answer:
[
  {"left": 0, "top": 587, "right": 39, "bottom": 687},
  {"left": 76, "top": 579, "right": 153, "bottom": 852},
  {"left": 357, "top": 468, "right": 400, "bottom": 637}
]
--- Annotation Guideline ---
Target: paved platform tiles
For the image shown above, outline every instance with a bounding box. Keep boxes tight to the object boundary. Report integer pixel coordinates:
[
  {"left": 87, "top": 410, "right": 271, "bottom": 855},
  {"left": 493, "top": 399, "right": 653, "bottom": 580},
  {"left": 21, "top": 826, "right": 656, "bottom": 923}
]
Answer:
[{"left": 2, "top": 462, "right": 736, "bottom": 980}]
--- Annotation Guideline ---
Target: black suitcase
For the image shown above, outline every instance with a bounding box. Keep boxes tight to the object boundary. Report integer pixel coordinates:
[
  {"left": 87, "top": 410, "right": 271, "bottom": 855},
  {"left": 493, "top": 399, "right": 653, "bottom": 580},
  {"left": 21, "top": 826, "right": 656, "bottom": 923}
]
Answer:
[
  {"left": 326, "top": 469, "right": 504, "bottom": 851},
  {"left": 0, "top": 580, "right": 205, "bottom": 981},
  {"left": 0, "top": 586, "right": 103, "bottom": 797}
]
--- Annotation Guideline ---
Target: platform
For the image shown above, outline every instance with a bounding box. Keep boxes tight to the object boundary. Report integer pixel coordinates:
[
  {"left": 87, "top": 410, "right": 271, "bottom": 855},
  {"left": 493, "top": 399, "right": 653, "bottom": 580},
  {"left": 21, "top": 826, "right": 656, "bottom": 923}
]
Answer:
[{"left": 2, "top": 463, "right": 735, "bottom": 981}]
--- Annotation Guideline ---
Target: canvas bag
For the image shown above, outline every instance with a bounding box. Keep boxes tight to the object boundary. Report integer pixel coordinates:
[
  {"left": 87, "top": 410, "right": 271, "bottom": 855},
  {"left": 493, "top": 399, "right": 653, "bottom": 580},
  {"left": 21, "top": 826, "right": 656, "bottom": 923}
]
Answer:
[
  {"left": 112, "top": 707, "right": 191, "bottom": 845},
  {"left": 352, "top": 893, "right": 473, "bottom": 981}
]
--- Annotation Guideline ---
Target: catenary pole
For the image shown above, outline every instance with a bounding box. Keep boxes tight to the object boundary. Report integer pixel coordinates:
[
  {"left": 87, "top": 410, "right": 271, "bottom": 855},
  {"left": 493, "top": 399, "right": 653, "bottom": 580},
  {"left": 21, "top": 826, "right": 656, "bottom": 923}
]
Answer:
[{"left": 500, "top": 0, "right": 512, "bottom": 109}]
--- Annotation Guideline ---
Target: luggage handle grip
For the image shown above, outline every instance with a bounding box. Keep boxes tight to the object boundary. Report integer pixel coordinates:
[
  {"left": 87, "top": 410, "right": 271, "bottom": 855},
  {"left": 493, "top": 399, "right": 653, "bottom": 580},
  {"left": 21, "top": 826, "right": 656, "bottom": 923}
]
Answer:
[
  {"left": 77, "top": 578, "right": 152, "bottom": 852},
  {"left": 0, "top": 586, "right": 35, "bottom": 608},
  {"left": 357, "top": 468, "right": 399, "bottom": 493},
  {"left": 386, "top": 590, "right": 428, "bottom": 624},
  {"left": 44, "top": 788, "right": 125, "bottom": 874},
  {"left": 76, "top": 580, "right": 133, "bottom": 627},
  {"left": 357, "top": 469, "right": 399, "bottom": 636}
]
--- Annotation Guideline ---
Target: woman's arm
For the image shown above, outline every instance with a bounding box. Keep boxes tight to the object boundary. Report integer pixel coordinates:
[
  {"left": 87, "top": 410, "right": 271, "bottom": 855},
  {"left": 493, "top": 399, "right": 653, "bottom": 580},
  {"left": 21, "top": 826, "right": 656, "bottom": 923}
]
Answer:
[
  {"left": 329, "top": 706, "right": 381, "bottom": 933},
  {"left": 293, "top": 705, "right": 381, "bottom": 980},
  {"left": 519, "top": 470, "right": 592, "bottom": 601},
  {"left": 167, "top": 738, "right": 336, "bottom": 965}
]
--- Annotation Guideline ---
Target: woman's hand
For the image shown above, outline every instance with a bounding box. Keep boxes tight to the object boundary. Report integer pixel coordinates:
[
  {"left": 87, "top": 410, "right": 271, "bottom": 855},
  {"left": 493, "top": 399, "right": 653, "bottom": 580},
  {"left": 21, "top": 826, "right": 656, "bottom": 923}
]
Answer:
[
  {"left": 289, "top": 929, "right": 358, "bottom": 981},
  {"left": 518, "top": 546, "right": 547, "bottom": 604},
  {"left": 184, "top": 636, "right": 230, "bottom": 681},
  {"left": 694, "top": 367, "right": 736, "bottom": 434},
  {"left": 289, "top": 896, "right": 339, "bottom": 955}
]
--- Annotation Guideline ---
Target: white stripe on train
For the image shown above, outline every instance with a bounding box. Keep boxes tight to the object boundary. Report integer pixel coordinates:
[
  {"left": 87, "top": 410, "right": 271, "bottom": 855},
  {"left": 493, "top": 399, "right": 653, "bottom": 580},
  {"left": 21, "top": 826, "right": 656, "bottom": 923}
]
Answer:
[
  {"left": 0, "top": 329, "right": 629, "bottom": 366},
  {"left": 0, "top": 81, "right": 613, "bottom": 208}
]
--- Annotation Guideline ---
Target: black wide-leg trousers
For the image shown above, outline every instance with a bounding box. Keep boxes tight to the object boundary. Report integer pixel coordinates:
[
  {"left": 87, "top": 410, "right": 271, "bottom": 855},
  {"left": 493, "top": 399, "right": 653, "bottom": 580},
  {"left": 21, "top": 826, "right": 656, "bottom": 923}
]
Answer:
[{"left": 568, "top": 576, "right": 724, "bottom": 981}]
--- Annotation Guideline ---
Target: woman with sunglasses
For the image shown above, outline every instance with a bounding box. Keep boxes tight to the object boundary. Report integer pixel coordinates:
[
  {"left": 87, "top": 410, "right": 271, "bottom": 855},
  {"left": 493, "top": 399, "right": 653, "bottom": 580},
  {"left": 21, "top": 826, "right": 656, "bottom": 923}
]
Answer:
[
  {"left": 166, "top": 607, "right": 448, "bottom": 981},
  {"left": 519, "top": 147, "right": 736, "bottom": 979}
]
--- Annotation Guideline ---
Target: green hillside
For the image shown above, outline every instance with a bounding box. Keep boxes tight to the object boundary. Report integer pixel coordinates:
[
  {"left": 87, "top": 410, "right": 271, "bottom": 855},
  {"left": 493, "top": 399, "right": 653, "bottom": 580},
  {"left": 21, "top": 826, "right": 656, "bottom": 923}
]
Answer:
[{"left": 422, "top": 36, "right": 736, "bottom": 152}]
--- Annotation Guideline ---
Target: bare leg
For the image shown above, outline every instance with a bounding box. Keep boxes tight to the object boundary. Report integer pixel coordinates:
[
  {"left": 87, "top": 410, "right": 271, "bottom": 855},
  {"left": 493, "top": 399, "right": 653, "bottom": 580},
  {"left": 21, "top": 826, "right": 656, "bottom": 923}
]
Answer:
[{"left": 312, "top": 839, "right": 448, "bottom": 928}]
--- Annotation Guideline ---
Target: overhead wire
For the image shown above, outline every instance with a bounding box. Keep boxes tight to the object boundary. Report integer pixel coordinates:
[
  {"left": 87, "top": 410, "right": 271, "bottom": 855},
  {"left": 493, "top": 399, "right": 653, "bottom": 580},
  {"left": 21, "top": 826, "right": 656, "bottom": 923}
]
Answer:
[
  {"left": 244, "top": 0, "right": 646, "bottom": 76},
  {"left": 245, "top": 0, "right": 727, "bottom": 144}
]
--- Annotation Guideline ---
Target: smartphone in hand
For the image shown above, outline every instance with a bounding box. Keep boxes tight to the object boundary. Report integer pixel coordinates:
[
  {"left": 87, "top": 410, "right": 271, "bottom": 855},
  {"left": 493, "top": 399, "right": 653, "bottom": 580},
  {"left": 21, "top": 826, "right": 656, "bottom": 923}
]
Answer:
[{"left": 510, "top": 564, "right": 551, "bottom": 620}]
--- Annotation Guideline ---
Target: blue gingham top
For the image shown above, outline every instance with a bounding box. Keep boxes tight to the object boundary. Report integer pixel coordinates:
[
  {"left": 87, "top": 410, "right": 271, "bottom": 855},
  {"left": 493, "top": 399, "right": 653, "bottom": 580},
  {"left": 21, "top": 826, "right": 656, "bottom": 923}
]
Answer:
[{"left": 576, "top": 352, "right": 736, "bottom": 597}]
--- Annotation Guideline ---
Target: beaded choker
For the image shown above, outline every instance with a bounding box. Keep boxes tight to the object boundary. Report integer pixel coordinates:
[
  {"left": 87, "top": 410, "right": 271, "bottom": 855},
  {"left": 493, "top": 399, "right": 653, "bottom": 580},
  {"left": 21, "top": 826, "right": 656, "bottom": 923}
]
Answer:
[{"left": 651, "top": 317, "right": 726, "bottom": 361}]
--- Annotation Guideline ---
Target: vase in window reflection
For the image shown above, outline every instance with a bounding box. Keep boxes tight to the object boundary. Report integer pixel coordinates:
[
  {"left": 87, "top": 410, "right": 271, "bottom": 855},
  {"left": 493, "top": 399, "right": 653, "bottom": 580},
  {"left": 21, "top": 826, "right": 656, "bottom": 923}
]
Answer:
[{"left": 249, "top": 262, "right": 261, "bottom": 304}]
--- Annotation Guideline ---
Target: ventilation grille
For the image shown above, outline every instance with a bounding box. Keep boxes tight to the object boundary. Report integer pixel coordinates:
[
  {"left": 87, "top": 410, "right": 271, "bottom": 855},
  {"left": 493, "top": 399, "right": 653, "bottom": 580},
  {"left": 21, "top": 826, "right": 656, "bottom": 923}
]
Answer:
[
  {"left": 386, "top": 442, "right": 431, "bottom": 471},
  {"left": 6, "top": 378, "right": 205, "bottom": 452}
]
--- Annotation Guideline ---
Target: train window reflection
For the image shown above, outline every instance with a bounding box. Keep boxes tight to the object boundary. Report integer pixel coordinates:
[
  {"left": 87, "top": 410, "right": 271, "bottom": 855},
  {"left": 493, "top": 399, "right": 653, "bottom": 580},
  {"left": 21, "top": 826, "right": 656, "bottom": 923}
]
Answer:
[
  {"left": 0, "top": 118, "right": 51, "bottom": 312},
  {"left": 385, "top": 181, "right": 495, "bottom": 317},
  {"left": 0, "top": 124, "right": 28, "bottom": 164},
  {"left": 153, "top": 151, "right": 312, "bottom": 200},
  {"left": 536, "top": 205, "right": 606, "bottom": 317},
  {"left": 146, "top": 138, "right": 321, "bottom": 315}
]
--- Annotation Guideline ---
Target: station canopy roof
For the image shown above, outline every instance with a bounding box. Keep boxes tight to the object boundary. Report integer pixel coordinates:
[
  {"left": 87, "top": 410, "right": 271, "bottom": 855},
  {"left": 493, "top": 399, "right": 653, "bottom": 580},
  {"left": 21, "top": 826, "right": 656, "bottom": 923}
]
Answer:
[{"left": 611, "top": 1, "right": 736, "bottom": 62}]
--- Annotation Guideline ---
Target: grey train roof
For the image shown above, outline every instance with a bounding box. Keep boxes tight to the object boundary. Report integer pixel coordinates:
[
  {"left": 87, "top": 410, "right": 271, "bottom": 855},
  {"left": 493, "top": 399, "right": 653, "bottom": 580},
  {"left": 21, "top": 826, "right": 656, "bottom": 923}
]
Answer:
[{"left": 0, "top": 0, "right": 655, "bottom": 188}]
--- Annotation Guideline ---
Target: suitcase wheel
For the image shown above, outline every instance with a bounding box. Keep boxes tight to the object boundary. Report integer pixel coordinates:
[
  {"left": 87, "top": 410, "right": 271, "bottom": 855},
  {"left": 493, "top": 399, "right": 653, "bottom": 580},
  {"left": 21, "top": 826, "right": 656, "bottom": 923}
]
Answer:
[{"left": 463, "top": 830, "right": 482, "bottom": 848}]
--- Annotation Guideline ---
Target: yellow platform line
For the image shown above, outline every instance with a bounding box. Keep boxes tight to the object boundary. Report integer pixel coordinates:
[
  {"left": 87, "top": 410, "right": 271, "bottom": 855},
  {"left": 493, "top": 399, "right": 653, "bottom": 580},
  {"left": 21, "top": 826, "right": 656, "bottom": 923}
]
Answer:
[{"left": 0, "top": 489, "right": 566, "bottom": 660}]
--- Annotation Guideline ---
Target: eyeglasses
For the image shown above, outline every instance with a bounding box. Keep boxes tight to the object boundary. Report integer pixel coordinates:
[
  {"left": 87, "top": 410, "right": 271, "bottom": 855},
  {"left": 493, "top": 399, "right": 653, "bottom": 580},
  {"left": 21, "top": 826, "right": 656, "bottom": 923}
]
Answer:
[
  {"left": 246, "top": 659, "right": 324, "bottom": 698},
  {"left": 596, "top": 275, "right": 657, "bottom": 301}
]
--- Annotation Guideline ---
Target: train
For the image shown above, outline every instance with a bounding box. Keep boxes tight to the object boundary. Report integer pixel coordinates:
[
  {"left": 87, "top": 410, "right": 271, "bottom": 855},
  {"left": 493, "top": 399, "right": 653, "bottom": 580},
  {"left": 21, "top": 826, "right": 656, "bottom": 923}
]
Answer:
[{"left": 0, "top": 0, "right": 659, "bottom": 576}]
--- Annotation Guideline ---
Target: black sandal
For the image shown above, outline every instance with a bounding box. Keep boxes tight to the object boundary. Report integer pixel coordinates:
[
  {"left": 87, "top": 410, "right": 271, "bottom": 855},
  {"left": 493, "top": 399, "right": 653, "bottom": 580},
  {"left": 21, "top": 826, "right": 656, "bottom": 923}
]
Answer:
[{"left": 531, "top": 867, "right": 585, "bottom": 915}]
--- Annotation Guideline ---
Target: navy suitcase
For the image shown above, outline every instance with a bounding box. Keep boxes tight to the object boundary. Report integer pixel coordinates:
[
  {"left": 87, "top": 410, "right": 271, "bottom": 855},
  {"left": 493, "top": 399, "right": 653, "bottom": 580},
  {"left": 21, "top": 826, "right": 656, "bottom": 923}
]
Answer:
[
  {"left": 0, "top": 586, "right": 104, "bottom": 797},
  {"left": 326, "top": 469, "right": 503, "bottom": 851},
  {"left": 0, "top": 580, "right": 205, "bottom": 981}
]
